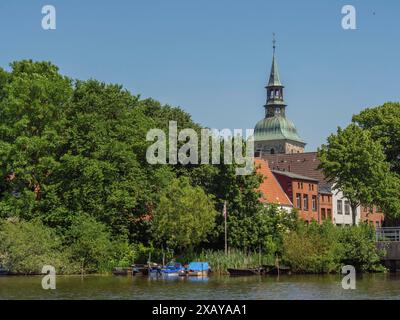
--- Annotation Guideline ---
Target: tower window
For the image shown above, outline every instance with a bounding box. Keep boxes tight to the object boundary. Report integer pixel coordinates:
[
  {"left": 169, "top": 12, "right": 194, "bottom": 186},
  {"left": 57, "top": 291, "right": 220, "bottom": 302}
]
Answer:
[{"left": 270, "top": 148, "right": 275, "bottom": 155}]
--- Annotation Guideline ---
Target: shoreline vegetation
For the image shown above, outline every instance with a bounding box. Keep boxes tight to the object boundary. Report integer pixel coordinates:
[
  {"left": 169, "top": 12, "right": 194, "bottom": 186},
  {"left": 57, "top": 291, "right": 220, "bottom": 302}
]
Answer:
[
  {"left": 0, "top": 217, "right": 386, "bottom": 276},
  {"left": 0, "top": 61, "right": 398, "bottom": 277}
]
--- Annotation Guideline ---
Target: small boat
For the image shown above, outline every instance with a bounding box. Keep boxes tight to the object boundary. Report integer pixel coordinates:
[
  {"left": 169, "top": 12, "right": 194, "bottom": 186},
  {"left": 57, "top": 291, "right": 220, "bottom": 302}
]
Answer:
[
  {"left": 142, "top": 262, "right": 162, "bottom": 275},
  {"left": 0, "top": 268, "right": 9, "bottom": 276},
  {"left": 182, "top": 262, "right": 210, "bottom": 276},
  {"left": 263, "top": 264, "right": 291, "bottom": 275},
  {"left": 160, "top": 262, "right": 184, "bottom": 276},
  {"left": 227, "top": 268, "right": 264, "bottom": 276},
  {"left": 112, "top": 267, "right": 135, "bottom": 276}
]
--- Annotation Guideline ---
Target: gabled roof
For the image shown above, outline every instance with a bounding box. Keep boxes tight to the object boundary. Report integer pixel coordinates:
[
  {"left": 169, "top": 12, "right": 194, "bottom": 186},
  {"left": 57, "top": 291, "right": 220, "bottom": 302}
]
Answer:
[
  {"left": 255, "top": 159, "right": 293, "bottom": 207},
  {"left": 271, "top": 170, "right": 319, "bottom": 182},
  {"left": 262, "top": 152, "right": 331, "bottom": 189}
]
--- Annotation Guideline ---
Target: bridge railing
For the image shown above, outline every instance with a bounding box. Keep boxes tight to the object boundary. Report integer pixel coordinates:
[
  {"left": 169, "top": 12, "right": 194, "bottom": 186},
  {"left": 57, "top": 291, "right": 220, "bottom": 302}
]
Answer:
[{"left": 376, "top": 227, "right": 400, "bottom": 242}]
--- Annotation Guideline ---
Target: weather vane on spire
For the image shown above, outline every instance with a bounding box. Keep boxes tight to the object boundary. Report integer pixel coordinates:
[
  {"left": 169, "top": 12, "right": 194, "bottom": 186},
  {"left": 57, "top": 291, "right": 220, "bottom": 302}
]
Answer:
[{"left": 272, "top": 33, "right": 276, "bottom": 53}]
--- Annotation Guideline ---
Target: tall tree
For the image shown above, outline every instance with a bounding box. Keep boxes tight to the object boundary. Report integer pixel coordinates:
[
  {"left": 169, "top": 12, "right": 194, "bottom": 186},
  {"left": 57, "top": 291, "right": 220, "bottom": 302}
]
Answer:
[
  {"left": 353, "top": 102, "right": 400, "bottom": 174},
  {"left": 318, "top": 124, "right": 399, "bottom": 224},
  {"left": 151, "top": 177, "right": 217, "bottom": 251}
]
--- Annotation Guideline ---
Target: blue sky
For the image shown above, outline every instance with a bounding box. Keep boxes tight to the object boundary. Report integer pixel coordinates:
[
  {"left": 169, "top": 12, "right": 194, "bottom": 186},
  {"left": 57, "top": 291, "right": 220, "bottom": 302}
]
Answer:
[{"left": 0, "top": 0, "right": 399, "bottom": 150}]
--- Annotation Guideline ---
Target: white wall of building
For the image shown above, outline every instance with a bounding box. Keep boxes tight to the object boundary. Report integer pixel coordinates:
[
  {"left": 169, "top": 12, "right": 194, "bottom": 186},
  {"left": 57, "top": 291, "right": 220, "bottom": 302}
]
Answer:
[{"left": 332, "top": 188, "right": 360, "bottom": 226}]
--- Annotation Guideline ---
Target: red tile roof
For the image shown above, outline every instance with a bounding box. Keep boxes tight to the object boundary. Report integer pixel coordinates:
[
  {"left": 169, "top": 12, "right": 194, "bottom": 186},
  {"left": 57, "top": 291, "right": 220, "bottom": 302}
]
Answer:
[{"left": 255, "top": 159, "right": 293, "bottom": 207}]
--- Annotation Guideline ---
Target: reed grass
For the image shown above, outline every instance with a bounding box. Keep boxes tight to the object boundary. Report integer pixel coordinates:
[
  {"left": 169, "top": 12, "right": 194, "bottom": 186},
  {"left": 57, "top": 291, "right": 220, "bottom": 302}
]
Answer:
[{"left": 187, "top": 249, "right": 275, "bottom": 275}]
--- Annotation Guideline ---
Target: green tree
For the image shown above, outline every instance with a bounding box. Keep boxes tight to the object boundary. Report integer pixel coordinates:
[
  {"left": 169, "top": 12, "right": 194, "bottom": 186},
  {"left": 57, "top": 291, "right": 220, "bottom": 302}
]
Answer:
[
  {"left": 318, "top": 124, "right": 398, "bottom": 224},
  {"left": 0, "top": 218, "right": 73, "bottom": 274},
  {"left": 66, "top": 215, "right": 113, "bottom": 272},
  {"left": 257, "top": 205, "right": 299, "bottom": 256},
  {"left": 353, "top": 102, "right": 400, "bottom": 174},
  {"left": 151, "top": 177, "right": 217, "bottom": 251}
]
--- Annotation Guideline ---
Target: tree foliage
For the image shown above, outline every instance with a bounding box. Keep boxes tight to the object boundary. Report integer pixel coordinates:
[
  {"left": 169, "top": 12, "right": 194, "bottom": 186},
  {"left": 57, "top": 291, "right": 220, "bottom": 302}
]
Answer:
[
  {"left": 282, "top": 222, "right": 383, "bottom": 273},
  {"left": 353, "top": 102, "right": 400, "bottom": 174},
  {"left": 0, "top": 218, "right": 73, "bottom": 274},
  {"left": 151, "top": 177, "right": 217, "bottom": 251},
  {"left": 318, "top": 124, "right": 399, "bottom": 222}
]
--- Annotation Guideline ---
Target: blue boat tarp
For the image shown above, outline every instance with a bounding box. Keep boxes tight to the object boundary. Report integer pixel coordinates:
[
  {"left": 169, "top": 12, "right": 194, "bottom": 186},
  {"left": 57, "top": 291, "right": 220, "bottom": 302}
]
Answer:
[{"left": 188, "top": 262, "right": 209, "bottom": 271}]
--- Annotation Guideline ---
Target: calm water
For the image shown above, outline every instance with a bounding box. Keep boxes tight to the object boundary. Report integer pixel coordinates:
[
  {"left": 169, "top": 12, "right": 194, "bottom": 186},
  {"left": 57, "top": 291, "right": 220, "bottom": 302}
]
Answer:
[{"left": 1, "top": 273, "right": 400, "bottom": 300}]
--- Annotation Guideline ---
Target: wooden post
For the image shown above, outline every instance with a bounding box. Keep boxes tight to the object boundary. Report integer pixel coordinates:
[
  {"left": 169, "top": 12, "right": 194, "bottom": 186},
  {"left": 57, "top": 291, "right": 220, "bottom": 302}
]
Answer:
[{"left": 224, "top": 201, "right": 228, "bottom": 255}]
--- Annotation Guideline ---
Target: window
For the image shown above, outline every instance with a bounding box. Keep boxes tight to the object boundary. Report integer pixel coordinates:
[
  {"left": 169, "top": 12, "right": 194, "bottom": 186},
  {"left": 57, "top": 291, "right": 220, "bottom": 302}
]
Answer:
[
  {"left": 296, "top": 193, "right": 301, "bottom": 209},
  {"left": 312, "top": 195, "right": 317, "bottom": 211},
  {"left": 303, "top": 194, "right": 309, "bottom": 211},
  {"left": 375, "top": 221, "right": 380, "bottom": 228},
  {"left": 337, "top": 200, "right": 343, "bottom": 215},
  {"left": 327, "top": 209, "right": 332, "bottom": 220},
  {"left": 321, "top": 208, "right": 326, "bottom": 220},
  {"left": 344, "top": 201, "right": 350, "bottom": 215}
]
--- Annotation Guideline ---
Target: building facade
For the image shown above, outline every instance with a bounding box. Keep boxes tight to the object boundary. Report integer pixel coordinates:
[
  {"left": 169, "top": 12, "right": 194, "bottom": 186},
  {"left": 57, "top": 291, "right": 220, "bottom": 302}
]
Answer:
[
  {"left": 255, "top": 159, "right": 293, "bottom": 212},
  {"left": 272, "top": 171, "right": 320, "bottom": 223},
  {"left": 332, "top": 188, "right": 359, "bottom": 226},
  {"left": 319, "top": 188, "right": 333, "bottom": 223}
]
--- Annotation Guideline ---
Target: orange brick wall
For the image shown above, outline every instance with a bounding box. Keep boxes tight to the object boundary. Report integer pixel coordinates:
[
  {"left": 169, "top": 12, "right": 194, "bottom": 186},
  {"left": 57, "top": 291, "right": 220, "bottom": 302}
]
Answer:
[
  {"left": 360, "top": 206, "right": 384, "bottom": 228},
  {"left": 274, "top": 174, "right": 320, "bottom": 223},
  {"left": 319, "top": 193, "right": 333, "bottom": 223}
]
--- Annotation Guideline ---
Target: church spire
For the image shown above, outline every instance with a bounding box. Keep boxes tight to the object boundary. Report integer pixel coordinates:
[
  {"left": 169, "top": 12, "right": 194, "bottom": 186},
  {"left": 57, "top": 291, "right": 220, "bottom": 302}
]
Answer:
[
  {"left": 265, "top": 33, "right": 286, "bottom": 118},
  {"left": 268, "top": 33, "right": 282, "bottom": 87}
]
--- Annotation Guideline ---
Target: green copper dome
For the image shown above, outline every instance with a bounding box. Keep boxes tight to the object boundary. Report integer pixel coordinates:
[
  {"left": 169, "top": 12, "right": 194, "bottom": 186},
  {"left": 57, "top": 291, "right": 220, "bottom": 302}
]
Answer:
[{"left": 254, "top": 115, "right": 304, "bottom": 143}]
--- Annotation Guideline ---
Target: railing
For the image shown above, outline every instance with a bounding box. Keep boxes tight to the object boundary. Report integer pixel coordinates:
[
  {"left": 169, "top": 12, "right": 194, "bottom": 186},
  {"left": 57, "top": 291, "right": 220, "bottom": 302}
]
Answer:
[{"left": 376, "top": 227, "right": 400, "bottom": 242}]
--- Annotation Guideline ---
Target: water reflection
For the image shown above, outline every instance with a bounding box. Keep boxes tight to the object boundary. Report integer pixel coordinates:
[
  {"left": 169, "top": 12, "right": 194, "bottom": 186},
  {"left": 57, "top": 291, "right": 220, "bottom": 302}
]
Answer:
[{"left": 1, "top": 273, "right": 400, "bottom": 300}]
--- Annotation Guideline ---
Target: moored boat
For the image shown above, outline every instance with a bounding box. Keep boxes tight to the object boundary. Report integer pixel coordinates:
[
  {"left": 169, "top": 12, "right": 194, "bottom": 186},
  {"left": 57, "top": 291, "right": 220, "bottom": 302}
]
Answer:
[
  {"left": 0, "top": 268, "right": 9, "bottom": 276},
  {"left": 160, "top": 262, "right": 184, "bottom": 276},
  {"left": 184, "top": 262, "right": 210, "bottom": 276},
  {"left": 227, "top": 268, "right": 263, "bottom": 276},
  {"left": 263, "top": 264, "right": 291, "bottom": 275},
  {"left": 112, "top": 267, "right": 135, "bottom": 276}
]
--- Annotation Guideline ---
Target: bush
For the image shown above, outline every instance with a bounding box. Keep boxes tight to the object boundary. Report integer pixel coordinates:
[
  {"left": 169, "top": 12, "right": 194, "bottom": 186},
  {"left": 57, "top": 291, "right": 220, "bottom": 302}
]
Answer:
[
  {"left": 65, "top": 215, "right": 134, "bottom": 273},
  {"left": 0, "top": 218, "right": 75, "bottom": 274},
  {"left": 337, "top": 223, "right": 384, "bottom": 272},
  {"left": 282, "top": 221, "right": 384, "bottom": 273}
]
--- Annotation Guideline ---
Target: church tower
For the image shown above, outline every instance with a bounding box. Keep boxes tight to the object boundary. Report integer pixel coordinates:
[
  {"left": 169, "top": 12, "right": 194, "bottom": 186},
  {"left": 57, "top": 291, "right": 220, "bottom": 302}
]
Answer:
[{"left": 254, "top": 35, "right": 306, "bottom": 155}]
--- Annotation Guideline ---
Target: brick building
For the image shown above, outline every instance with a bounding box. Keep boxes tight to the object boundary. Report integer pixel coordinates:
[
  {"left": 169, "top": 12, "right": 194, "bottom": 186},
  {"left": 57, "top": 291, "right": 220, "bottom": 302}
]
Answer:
[
  {"left": 262, "top": 152, "right": 384, "bottom": 226},
  {"left": 272, "top": 170, "right": 320, "bottom": 223}
]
